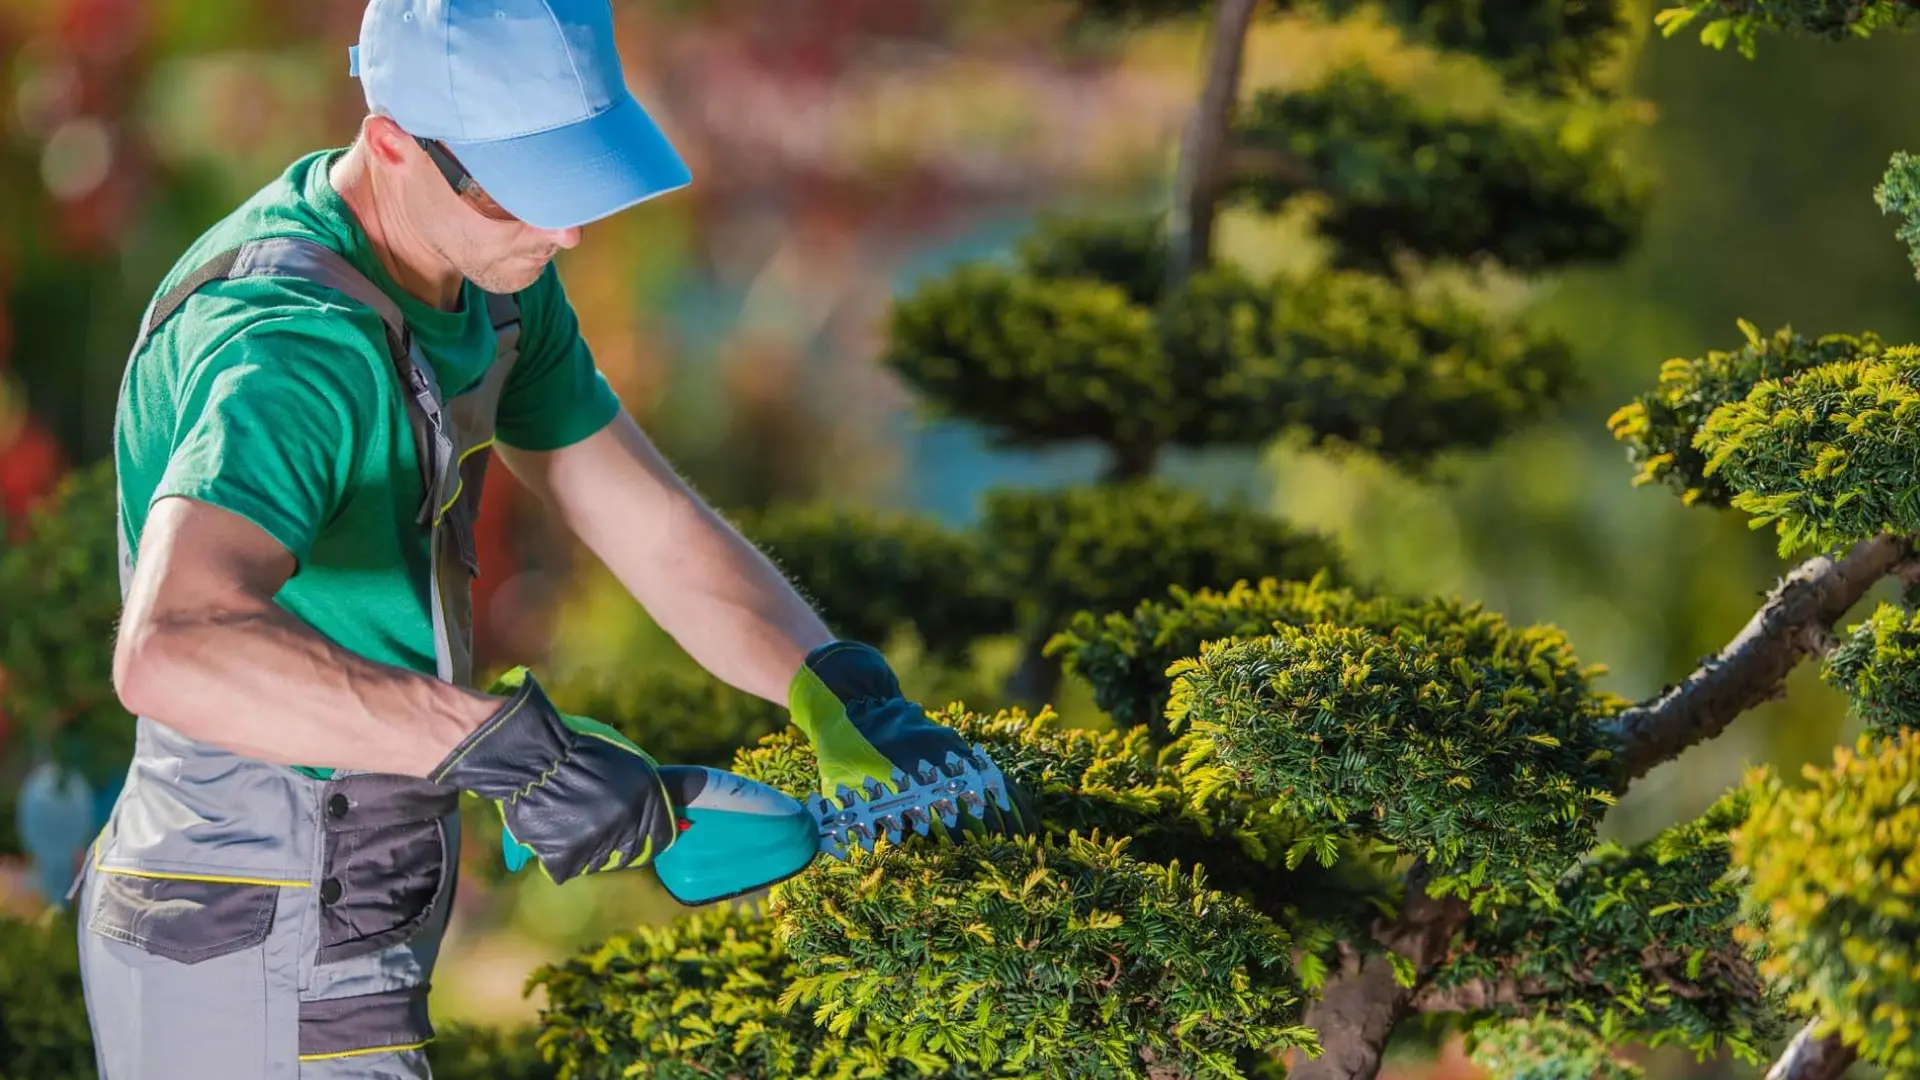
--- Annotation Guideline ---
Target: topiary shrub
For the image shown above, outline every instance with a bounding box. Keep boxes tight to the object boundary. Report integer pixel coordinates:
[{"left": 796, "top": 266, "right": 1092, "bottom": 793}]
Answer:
[
  {"left": 0, "top": 909, "right": 95, "bottom": 1080},
  {"left": 1605, "top": 321, "right": 1888, "bottom": 510},
  {"left": 1164, "top": 619, "right": 1622, "bottom": 898},
  {"left": 0, "top": 459, "right": 131, "bottom": 791},
  {"left": 1732, "top": 730, "right": 1920, "bottom": 1074},
  {"left": 1822, "top": 600, "right": 1920, "bottom": 738},
  {"left": 734, "top": 503, "right": 1017, "bottom": 662}
]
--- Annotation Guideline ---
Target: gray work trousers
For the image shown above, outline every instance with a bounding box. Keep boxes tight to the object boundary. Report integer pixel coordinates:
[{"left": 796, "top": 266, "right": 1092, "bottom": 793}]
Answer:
[{"left": 71, "top": 774, "right": 463, "bottom": 1079}]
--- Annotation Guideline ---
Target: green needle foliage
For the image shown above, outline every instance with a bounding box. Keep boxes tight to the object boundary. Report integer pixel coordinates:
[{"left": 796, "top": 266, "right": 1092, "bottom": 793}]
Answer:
[
  {"left": 735, "top": 503, "right": 1017, "bottom": 660},
  {"left": 1229, "top": 65, "right": 1646, "bottom": 274},
  {"left": 983, "top": 481, "right": 1344, "bottom": 638},
  {"left": 1016, "top": 213, "right": 1167, "bottom": 309},
  {"left": 1241, "top": 268, "right": 1579, "bottom": 465},
  {"left": 1462, "top": 1014, "right": 1643, "bottom": 1080},
  {"left": 1433, "top": 789, "right": 1790, "bottom": 1063},
  {"left": 1163, "top": 619, "right": 1622, "bottom": 896},
  {"left": 1049, "top": 577, "right": 1357, "bottom": 738},
  {"left": 1050, "top": 576, "right": 1579, "bottom": 745},
  {"left": 1733, "top": 730, "right": 1920, "bottom": 1073},
  {"left": 1320, "top": 0, "right": 1636, "bottom": 97},
  {"left": 882, "top": 261, "right": 1175, "bottom": 458},
  {"left": 1606, "top": 320, "right": 1887, "bottom": 508},
  {"left": 1694, "top": 352, "right": 1920, "bottom": 557},
  {"left": 884, "top": 212, "right": 1579, "bottom": 475},
  {"left": 1878, "top": 149, "right": 1920, "bottom": 280},
  {"left": 1823, "top": 600, "right": 1920, "bottom": 737},
  {"left": 533, "top": 710, "right": 1334, "bottom": 1079},
  {"left": 0, "top": 458, "right": 131, "bottom": 789},
  {"left": 768, "top": 832, "right": 1319, "bottom": 1080},
  {"left": 1654, "top": 0, "right": 1920, "bottom": 57},
  {"left": 528, "top": 901, "right": 979, "bottom": 1080},
  {"left": 732, "top": 706, "right": 1393, "bottom": 932}
]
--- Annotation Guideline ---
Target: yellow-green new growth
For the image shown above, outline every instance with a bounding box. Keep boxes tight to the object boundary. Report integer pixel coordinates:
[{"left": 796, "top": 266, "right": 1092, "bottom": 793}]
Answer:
[
  {"left": 1733, "top": 729, "right": 1920, "bottom": 1072},
  {"left": 1695, "top": 353, "right": 1920, "bottom": 556}
]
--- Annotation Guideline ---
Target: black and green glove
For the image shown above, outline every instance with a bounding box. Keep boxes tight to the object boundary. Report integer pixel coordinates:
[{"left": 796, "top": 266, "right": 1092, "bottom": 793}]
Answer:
[
  {"left": 431, "top": 665, "right": 679, "bottom": 884},
  {"left": 789, "top": 640, "right": 1034, "bottom": 839}
]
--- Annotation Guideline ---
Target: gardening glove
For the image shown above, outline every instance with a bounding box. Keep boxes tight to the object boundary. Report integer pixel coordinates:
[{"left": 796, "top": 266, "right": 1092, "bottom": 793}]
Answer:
[
  {"left": 788, "top": 639, "right": 1035, "bottom": 841},
  {"left": 431, "top": 665, "right": 679, "bottom": 884}
]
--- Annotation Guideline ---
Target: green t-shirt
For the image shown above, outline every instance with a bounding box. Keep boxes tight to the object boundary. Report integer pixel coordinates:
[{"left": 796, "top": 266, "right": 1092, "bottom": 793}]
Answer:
[{"left": 114, "top": 148, "right": 621, "bottom": 776}]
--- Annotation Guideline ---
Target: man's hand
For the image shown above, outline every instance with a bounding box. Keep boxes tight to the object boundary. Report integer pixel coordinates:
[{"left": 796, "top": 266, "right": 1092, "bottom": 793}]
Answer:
[
  {"left": 433, "top": 665, "right": 680, "bottom": 883},
  {"left": 788, "top": 640, "right": 1035, "bottom": 840}
]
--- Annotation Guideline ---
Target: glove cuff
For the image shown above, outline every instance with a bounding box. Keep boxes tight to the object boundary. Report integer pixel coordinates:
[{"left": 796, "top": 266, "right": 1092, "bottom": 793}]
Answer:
[
  {"left": 428, "top": 666, "right": 566, "bottom": 794},
  {"left": 800, "top": 640, "right": 903, "bottom": 706}
]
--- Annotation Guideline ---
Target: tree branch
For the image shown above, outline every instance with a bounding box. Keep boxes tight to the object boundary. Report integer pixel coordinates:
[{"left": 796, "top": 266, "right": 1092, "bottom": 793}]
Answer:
[
  {"left": 1165, "top": 0, "right": 1261, "bottom": 290},
  {"left": 1288, "top": 863, "right": 1471, "bottom": 1080},
  {"left": 1224, "top": 141, "right": 1317, "bottom": 190},
  {"left": 1609, "top": 531, "right": 1916, "bottom": 786},
  {"left": 1764, "top": 1021, "right": 1856, "bottom": 1080},
  {"left": 1409, "top": 977, "right": 1531, "bottom": 1013}
]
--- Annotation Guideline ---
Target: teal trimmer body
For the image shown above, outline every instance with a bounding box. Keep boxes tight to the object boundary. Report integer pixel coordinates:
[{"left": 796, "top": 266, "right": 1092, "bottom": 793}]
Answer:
[{"left": 501, "top": 750, "right": 1017, "bottom": 905}]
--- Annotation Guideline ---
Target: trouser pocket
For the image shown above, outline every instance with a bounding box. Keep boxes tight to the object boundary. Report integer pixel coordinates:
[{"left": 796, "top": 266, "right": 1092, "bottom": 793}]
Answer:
[
  {"left": 88, "top": 870, "right": 278, "bottom": 963},
  {"left": 81, "top": 870, "right": 294, "bottom": 1079},
  {"left": 314, "top": 775, "right": 460, "bottom": 966},
  {"left": 298, "top": 983, "right": 436, "bottom": 1073}
]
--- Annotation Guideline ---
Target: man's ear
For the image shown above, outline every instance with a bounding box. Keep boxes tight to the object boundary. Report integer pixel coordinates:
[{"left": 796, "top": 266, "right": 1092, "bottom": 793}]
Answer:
[{"left": 358, "top": 114, "right": 417, "bottom": 168}]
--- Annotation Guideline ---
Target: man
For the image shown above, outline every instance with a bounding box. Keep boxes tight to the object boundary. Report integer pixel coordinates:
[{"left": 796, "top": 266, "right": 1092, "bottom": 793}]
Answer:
[{"left": 71, "top": 2, "right": 1027, "bottom": 1077}]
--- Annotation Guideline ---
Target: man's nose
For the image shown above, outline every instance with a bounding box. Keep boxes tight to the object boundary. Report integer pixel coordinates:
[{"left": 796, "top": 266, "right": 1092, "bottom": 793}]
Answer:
[{"left": 538, "top": 226, "right": 583, "bottom": 249}]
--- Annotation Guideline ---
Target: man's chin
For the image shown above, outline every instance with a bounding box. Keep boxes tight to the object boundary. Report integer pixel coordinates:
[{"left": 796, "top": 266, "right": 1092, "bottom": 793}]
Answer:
[{"left": 468, "top": 258, "right": 549, "bottom": 294}]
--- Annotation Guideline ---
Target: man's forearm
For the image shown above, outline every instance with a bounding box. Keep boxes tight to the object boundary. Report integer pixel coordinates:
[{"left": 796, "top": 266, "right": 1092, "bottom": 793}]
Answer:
[
  {"left": 511, "top": 412, "right": 836, "bottom": 706},
  {"left": 615, "top": 487, "right": 835, "bottom": 703},
  {"left": 115, "top": 598, "right": 502, "bottom": 778}
]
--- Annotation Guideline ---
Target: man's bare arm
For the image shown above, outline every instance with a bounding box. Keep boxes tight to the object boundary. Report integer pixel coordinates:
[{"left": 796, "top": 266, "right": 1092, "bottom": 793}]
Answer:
[
  {"left": 497, "top": 408, "right": 834, "bottom": 705},
  {"left": 112, "top": 494, "right": 502, "bottom": 777}
]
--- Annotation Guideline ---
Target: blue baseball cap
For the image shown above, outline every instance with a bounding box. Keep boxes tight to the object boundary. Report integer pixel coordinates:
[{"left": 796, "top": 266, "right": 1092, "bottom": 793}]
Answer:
[{"left": 348, "top": 0, "right": 692, "bottom": 230}]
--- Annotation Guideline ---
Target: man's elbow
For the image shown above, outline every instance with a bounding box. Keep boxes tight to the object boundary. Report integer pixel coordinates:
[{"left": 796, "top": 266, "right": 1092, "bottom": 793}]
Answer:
[{"left": 112, "top": 616, "right": 173, "bottom": 721}]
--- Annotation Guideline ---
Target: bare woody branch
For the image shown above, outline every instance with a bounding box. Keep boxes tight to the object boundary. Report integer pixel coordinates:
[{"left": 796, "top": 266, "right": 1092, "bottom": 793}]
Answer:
[
  {"left": 1765, "top": 1021, "right": 1857, "bottom": 1080},
  {"left": 1409, "top": 978, "right": 1530, "bottom": 1013},
  {"left": 1165, "top": 0, "right": 1261, "bottom": 290},
  {"left": 1609, "top": 531, "right": 1917, "bottom": 786},
  {"left": 1288, "top": 863, "right": 1471, "bottom": 1080}
]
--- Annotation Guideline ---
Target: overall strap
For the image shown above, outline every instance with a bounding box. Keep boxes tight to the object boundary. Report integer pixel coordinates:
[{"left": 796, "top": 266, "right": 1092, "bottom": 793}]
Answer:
[
  {"left": 129, "top": 236, "right": 508, "bottom": 531},
  {"left": 483, "top": 289, "right": 520, "bottom": 353}
]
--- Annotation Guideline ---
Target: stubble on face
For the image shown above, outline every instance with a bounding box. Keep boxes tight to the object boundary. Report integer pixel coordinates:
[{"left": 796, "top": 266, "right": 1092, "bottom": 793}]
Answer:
[{"left": 437, "top": 228, "right": 558, "bottom": 294}]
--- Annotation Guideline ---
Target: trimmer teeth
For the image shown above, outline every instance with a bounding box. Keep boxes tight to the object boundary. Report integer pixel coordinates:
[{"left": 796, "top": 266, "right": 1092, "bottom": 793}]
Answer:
[{"left": 812, "top": 744, "right": 1016, "bottom": 861}]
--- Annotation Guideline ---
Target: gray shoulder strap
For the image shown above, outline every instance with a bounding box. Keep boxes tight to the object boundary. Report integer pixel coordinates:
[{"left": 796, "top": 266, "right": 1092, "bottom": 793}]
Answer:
[
  {"left": 132, "top": 236, "right": 410, "bottom": 365},
  {"left": 129, "top": 236, "right": 455, "bottom": 526}
]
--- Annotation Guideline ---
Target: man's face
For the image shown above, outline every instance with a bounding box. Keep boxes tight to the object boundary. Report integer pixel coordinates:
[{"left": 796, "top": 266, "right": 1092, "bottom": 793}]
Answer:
[{"left": 399, "top": 132, "right": 582, "bottom": 294}]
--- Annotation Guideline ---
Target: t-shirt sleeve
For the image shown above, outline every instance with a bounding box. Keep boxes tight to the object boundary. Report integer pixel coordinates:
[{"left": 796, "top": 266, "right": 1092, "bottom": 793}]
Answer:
[
  {"left": 494, "top": 264, "right": 622, "bottom": 451},
  {"left": 151, "top": 314, "right": 385, "bottom": 571}
]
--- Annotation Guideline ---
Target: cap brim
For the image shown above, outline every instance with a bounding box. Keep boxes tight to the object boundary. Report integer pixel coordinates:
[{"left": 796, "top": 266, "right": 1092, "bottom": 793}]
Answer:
[{"left": 443, "top": 91, "right": 691, "bottom": 231}]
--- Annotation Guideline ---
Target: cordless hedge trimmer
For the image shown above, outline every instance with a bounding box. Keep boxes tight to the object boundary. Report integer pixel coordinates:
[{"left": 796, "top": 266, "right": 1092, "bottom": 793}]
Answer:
[{"left": 504, "top": 746, "right": 1019, "bottom": 905}]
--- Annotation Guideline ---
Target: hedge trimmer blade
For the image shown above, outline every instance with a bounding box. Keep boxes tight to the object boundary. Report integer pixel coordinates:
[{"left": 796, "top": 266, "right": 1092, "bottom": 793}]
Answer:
[{"left": 808, "top": 745, "right": 1014, "bottom": 860}]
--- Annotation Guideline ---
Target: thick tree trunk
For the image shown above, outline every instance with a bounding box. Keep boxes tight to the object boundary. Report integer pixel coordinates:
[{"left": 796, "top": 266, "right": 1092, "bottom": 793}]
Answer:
[
  {"left": 1002, "top": 630, "right": 1063, "bottom": 707},
  {"left": 1165, "top": 0, "right": 1261, "bottom": 291},
  {"left": 1106, "top": 438, "right": 1160, "bottom": 482},
  {"left": 1765, "top": 1022, "right": 1857, "bottom": 1080},
  {"left": 1289, "top": 866, "right": 1469, "bottom": 1080},
  {"left": 1290, "top": 949, "right": 1414, "bottom": 1080},
  {"left": 1609, "top": 531, "right": 1916, "bottom": 785}
]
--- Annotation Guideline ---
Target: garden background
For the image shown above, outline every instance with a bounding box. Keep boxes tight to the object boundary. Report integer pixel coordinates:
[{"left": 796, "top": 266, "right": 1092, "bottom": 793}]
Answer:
[{"left": 5, "top": 0, "right": 1920, "bottom": 1077}]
